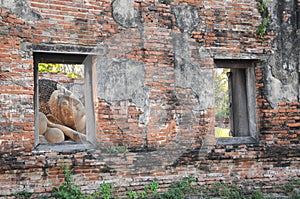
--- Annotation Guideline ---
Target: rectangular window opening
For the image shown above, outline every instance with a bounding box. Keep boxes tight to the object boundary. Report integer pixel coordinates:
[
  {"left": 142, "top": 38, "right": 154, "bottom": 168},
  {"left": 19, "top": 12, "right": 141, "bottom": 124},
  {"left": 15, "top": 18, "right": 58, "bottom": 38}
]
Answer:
[
  {"left": 33, "top": 52, "right": 97, "bottom": 150},
  {"left": 214, "top": 60, "right": 258, "bottom": 145}
]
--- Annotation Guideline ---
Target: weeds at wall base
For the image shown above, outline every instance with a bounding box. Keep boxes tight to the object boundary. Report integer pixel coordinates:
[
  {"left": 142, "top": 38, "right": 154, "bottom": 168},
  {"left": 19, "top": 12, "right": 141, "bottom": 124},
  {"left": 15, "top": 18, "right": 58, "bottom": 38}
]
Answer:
[
  {"left": 13, "top": 166, "right": 300, "bottom": 199},
  {"left": 14, "top": 190, "right": 33, "bottom": 199}
]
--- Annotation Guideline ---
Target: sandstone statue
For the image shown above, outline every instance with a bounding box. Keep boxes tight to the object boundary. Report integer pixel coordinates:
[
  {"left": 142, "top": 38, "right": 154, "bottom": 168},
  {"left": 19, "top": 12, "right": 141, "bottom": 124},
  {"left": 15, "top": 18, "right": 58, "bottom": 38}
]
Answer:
[
  {"left": 39, "top": 111, "right": 86, "bottom": 143},
  {"left": 44, "top": 127, "right": 65, "bottom": 143},
  {"left": 38, "top": 79, "right": 86, "bottom": 143},
  {"left": 49, "top": 90, "right": 86, "bottom": 134}
]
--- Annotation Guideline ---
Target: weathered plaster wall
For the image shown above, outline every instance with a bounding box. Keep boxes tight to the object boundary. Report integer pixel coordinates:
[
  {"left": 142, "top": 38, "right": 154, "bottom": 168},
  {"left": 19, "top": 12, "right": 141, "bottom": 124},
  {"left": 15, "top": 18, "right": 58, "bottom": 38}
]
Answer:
[
  {"left": 0, "top": 0, "right": 41, "bottom": 21},
  {"left": 0, "top": 0, "right": 300, "bottom": 197},
  {"left": 264, "top": 0, "right": 300, "bottom": 108}
]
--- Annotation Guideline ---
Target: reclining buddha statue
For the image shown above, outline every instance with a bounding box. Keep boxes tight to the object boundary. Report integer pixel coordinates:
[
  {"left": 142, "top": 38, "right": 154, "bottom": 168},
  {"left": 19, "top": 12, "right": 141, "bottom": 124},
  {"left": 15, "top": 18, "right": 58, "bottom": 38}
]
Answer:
[{"left": 38, "top": 79, "right": 86, "bottom": 143}]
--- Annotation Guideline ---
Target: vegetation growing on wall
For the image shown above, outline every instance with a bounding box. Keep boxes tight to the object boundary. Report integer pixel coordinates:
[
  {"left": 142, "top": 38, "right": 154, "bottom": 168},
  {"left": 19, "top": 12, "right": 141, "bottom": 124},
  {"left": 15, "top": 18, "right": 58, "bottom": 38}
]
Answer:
[
  {"left": 257, "top": 0, "right": 270, "bottom": 38},
  {"left": 52, "top": 165, "right": 87, "bottom": 199}
]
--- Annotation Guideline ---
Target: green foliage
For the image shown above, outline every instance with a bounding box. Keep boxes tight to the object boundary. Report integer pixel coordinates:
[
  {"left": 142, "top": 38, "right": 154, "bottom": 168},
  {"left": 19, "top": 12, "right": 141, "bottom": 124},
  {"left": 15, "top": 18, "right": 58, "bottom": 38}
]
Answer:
[
  {"left": 38, "top": 63, "right": 83, "bottom": 79},
  {"left": 144, "top": 181, "right": 159, "bottom": 196},
  {"left": 38, "top": 63, "right": 61, "bottom": 73},
  {"left": 204, "top": 182, "right": 271, "bottom": 199},
  {"left": 256, "top": 0, "right": 270, "bottom": 39},
  {"left": 100, "top": 183, "right": 113, "bottom": 199},
  {"left": 257, "top": 0, "right": 268, "bottom": 13},
  {"left": 250, "top": 190, "right": 266, "bottom": 199},
  {"left": 279, "top": 180, "right": 300, "bottom": 199},
  {"left": 126, "top": 181, "right": 159, "bottom": 199},
  {"left": 257, "top": 14, "right": 271, "bottom": 39},
  {"left": 52, "top": 165, "right": 87, "bottom": 199},
  {"left": 281, "top": 183, "right": 295, "bottom": 193},
  {"left": 14, "top": 173, "right": 300, "bottom": 199},
  {"left": 52, "top": 166, "right": 116, "bottom": 199},
  {"left": 292, "top": 179, "right": 300, "bottom": 186},
  {"left": 290, "top": 179, "right": 300, "bottom": 199},
  {"left": 127, "top": 190, "right": 139, "bottom": 199},
  {"left": 291, "top": 190, "right": 300, "bottom": 199},
  {"left": 15, "top": 190, "right": 32, "bottom": 199},
  {"left": 207, "top": 182, "right": 246, "bottom": 199},
  {"left": 160, "top": 176, "right": 197, "bottom": 199},
  {"left": 214, "top": 68, "right": 230, "bottom": 119},
  {"left": 107, "top": 145, "right": 129, "bottom": 153}
]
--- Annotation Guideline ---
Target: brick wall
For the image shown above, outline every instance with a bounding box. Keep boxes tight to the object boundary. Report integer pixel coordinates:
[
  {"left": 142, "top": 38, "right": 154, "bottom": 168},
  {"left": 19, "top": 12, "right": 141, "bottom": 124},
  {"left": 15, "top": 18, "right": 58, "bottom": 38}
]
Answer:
[{"left": 0, "top": 0, "right": 299, "bottom": 197}]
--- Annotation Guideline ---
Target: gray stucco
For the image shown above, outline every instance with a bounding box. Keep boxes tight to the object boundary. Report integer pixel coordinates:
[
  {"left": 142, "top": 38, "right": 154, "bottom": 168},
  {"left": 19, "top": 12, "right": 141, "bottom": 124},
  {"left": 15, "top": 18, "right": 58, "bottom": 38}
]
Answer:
[
  {"left": 173, "top": 33, "right": 214, "bottom": 110},
  {"left": 96, "top": 56, "right": 148, "bottom": 108},
  {"left": 172, "top": 5, "right": 201, "bottom": 34},
  {"left": 0, "top": 0, "right": 42, "bottom": 21},
  {"left": 111, "top": 0, "right": 138, "bottom": 28},
  {"left": 96, "top": 56, "right": 150, "bottom": 127},
  {"left": 264, "top": 0, "right": 300, "bottom": 108}
]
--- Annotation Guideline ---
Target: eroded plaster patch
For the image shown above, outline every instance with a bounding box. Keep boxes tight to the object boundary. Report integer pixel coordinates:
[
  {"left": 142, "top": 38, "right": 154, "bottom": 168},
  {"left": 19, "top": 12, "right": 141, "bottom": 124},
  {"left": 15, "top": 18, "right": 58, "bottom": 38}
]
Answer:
[
  {"left": 111, "top": 0, "right": 138, "bottom": 28},
  {"left": 0, "top": 0, "right": 42, "bottom": 21},
  {"left": 173, "top": 33, "right": 214, "bottom": 110},
  {"left": 172, "top": 5, "right": 201, "bottom": 33},
  {"left": 96, "top": 56, "right": 150, "bottom": 125},
  {"left": 263, "top": 0, "right": 299, "bottom": 108}
]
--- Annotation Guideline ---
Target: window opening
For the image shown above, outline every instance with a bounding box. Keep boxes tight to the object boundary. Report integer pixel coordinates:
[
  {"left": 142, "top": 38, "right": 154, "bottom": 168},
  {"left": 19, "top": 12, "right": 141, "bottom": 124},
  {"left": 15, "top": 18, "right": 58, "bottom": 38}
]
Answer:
[
  {"left": 214, "top": 68, "right": 231, "bottom": 138},
  {"left": 214, "top": 60, "right": 258, "bottom": 144},
  {"left": 34, "top": 53, "right": 95, "bottom": 147}
]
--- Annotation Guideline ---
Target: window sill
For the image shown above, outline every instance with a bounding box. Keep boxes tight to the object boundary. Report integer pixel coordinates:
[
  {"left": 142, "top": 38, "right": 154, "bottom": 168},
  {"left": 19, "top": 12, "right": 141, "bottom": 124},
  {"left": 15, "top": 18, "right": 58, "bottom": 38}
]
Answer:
[
  {"left": 33, "top": 141, "right": 96, "bottom": 152},
  {"left": 216, "top": 136, "right": 258, "bottom": 145}
]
